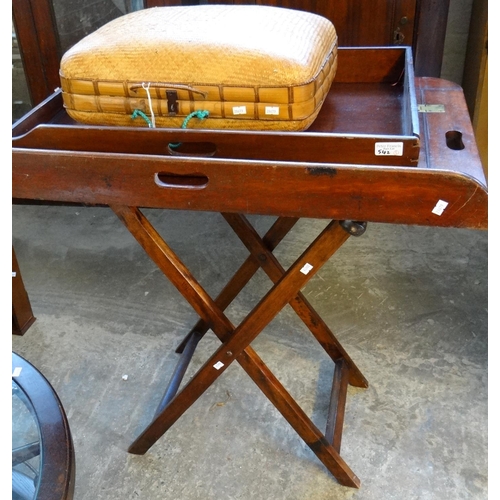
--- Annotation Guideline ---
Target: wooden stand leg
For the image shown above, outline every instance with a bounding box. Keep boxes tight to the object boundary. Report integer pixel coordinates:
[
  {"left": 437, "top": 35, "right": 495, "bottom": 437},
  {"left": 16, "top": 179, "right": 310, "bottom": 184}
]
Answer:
[
  {"left": 240, "top": 351, "right": 360, "bottom": 488},
  {"left": 175, "top": 216, "right": 298, "bottom": 353},
  {"left": 111, "top": 206, "right": 364, "bottom": 488},
  {"left": 325, "top": 360, "right": 350, "bottom": 451},
  {"left": 222, "top": 213, "right": 368, "bottom": 389}
]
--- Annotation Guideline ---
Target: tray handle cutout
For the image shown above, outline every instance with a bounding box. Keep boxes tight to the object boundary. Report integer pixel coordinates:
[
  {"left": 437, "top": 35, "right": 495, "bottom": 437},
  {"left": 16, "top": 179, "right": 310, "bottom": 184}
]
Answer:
[
  {"left": 155, "top": 172, "right": 209, "bottom": 190},
  {"left": 445, "top": 130, "right": 465, "bottom": 151},
  {"left": 167, "top": 142, "right": 217, "bottom": 157}
]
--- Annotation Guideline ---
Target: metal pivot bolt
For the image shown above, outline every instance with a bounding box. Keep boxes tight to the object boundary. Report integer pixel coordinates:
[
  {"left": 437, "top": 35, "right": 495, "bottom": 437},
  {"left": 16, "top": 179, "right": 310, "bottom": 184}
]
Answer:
[{"left": 339, "top": 220, "right": 367, "bottom": 236}]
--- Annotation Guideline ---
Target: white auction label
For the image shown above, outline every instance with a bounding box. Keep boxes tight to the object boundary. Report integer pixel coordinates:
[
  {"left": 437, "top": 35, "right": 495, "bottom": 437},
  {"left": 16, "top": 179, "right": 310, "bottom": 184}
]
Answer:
[
  {"left": 300, "top": 263, "right": 314, "bottom": 275},
  {"left": 232, "top": 106, "right": 247, "bottom": 115},
  {"left": 12, "top": 367, "right": 22, "bottom": 377},
  {"left": 432, "top": 199, "right": 449, "bottom": 216},
  {"left": 375, "top": 142, "right": 404, "bottom": 156},
  {"left": 265, "top": 106, "right": 280, "bottom": 115},
  {"left": 213, "top": 361, "right": 225, "bottom": 370}
]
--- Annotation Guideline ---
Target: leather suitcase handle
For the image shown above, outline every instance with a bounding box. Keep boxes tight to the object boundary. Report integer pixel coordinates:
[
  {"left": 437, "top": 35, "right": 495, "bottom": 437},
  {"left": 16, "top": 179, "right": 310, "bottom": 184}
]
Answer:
[{"left": 130, "top": 83, "right": 208, "bottom": 98}]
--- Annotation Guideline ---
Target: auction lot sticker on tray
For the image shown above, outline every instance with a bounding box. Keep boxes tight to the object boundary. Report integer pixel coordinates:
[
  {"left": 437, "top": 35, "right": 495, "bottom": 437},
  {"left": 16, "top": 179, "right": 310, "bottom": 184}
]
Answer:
[{"left": 375, "top": 142, "right": 404, "bottom": 156}]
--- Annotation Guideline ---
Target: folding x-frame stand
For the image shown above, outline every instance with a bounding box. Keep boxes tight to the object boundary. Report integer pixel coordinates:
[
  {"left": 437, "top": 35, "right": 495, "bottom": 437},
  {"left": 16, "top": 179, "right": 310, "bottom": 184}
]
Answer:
[{"left": 112, "top": 205, "right": 369, "bottom": 488}]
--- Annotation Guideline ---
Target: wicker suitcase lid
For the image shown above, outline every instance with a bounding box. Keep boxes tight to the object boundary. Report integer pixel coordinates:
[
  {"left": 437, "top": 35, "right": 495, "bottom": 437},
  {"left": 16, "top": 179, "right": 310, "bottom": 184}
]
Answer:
[{"left": 59, "top": 5, "right": 337, "bottom": 89}]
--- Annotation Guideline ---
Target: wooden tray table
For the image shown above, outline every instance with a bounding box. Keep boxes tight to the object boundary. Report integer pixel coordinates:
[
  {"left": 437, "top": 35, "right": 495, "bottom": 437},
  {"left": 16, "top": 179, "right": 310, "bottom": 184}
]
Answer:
[{"left": 12, "top": 47, "right": 487, "bottom": 488}]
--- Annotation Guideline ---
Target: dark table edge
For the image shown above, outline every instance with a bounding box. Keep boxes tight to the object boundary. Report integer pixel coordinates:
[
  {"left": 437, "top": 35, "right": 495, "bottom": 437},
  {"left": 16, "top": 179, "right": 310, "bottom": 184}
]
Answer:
[{"left": 12, "top": 352, "right": 75, "bottom": 500}]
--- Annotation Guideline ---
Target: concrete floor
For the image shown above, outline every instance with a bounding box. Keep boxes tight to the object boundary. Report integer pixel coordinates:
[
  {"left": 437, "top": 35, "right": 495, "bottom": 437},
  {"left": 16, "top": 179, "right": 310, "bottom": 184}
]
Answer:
[{"left": 12, "top": 204, "right": 488, "bottom": 499}]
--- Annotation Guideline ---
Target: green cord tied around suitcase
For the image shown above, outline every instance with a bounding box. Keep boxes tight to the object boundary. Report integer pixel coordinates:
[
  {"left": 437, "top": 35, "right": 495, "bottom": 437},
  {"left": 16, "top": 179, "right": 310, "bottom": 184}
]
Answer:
[
  {"left": 130, "top": 108, "right": 210, "bottom": 149},
  {"left": 131, "top": 109, "right": 153, "bottom": 128},
  {"left": 130, "top": 81, "right": 210, "bottom": 142},
  {"left": 168, "top": 110, "right": 210, "bottom": 148}
]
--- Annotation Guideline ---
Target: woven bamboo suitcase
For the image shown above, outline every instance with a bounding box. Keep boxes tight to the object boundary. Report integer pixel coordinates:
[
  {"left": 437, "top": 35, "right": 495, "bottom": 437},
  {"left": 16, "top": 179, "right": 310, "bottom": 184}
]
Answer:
[{"left": 59, "top": 5, "right": 338, "bottom": 131}]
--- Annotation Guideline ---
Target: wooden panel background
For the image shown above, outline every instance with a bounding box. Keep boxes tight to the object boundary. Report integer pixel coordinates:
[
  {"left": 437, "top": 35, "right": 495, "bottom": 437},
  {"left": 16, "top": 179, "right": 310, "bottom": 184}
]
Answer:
[
  {"left": 13, "top": 0, "right": 450, "bottom": 106},
  {"left": 145, "top": 0, "right": 417, "bottom": 48}
]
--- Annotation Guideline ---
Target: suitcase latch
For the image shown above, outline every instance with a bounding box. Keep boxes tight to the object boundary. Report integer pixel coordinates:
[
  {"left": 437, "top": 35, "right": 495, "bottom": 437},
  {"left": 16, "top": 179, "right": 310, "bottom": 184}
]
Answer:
[{"left": 166, "top": 91, "right": 178, "bottom": 115}]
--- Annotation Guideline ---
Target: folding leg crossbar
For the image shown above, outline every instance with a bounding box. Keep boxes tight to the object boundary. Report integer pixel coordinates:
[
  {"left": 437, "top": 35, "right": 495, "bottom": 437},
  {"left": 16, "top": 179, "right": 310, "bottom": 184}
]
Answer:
[{"left": 111, "top": 206, "right": 369, "bottom": 488}]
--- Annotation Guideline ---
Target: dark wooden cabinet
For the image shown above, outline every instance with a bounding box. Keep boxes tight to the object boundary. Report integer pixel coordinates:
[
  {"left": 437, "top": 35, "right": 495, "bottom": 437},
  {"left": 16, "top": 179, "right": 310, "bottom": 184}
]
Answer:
[
  {"left": 13, "top": 0, "right": 450, "bottom": 108},
  {"left": 145, "top": 0, "right": 449, "bottom": 77},
  {"left": 147, "top": 0, "right": 418, "bottom": 48},
  {"left": 12, "top": 0, "right": 61, "bottom": 107},
  {"left": 12, "top": 247, "right": 35, "bottom": 335}
]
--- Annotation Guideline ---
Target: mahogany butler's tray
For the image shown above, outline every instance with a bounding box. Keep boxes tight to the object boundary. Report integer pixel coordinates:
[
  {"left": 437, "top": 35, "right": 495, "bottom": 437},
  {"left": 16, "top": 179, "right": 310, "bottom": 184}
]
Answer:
[
  {"left": 12, "top": 47, "right": 487, "bottom": 489},
  {"left": 13, "top": 47, "right": 487, "bottom": 228}
]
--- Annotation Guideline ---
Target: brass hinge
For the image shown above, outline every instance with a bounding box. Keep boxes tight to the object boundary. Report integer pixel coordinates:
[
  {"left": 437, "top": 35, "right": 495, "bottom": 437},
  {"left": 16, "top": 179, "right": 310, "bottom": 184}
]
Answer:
[{"left": 418, "top": 104, "right": 446, "bottom": 113}]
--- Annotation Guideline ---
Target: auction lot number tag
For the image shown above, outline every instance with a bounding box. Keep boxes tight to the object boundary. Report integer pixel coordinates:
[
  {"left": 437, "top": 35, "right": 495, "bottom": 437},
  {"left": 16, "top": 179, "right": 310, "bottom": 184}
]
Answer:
[{"left": 375, "top": 142, "right": 404, "bottom": 156}]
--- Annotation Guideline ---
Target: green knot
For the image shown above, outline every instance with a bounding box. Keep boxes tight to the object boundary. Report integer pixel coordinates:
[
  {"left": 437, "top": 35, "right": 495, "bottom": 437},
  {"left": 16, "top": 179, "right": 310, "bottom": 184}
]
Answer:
[
  {"left": 180, "top": 110, "right": 210, "bottom": 128},
  {"left": 169, "top": 110, "right": 210, "bottom": 148},
  {"left": 131, "top": 109, "right": 153, "bottom": 128}
]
